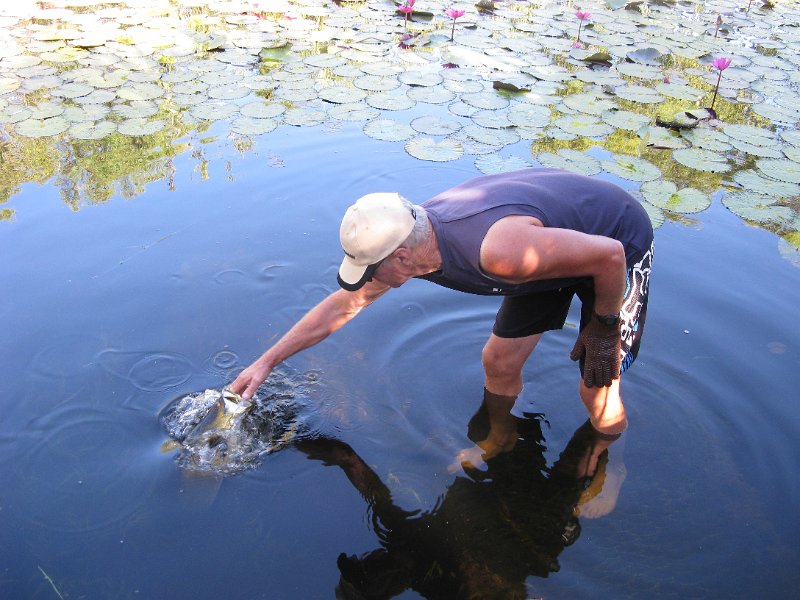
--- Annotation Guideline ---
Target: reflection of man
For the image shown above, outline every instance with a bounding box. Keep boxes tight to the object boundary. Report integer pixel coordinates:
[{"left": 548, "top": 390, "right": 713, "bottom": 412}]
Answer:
[
  {"left": 295, "top": 391, "right": 625, "bottom": 600},
  {"left": 232, "top": 169, "right": 653, "bottom": 435}
]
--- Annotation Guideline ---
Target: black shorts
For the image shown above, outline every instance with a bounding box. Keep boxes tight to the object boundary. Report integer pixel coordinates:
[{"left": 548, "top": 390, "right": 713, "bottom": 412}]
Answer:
[{"left": 493, "top": 242, "right": 654, "bottom": 374}]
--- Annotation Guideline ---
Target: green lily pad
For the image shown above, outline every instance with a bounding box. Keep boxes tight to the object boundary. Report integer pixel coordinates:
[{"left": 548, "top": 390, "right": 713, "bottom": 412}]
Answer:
[
  {"left": 614, "top": 85, "right": 664, "bottom": 104},
  {"left": 723, "top": 191, "right": 795, "bottom": 223},
  {"left": 118, "top": 118, "right": 166, "bottom": 136},
  {"left": 460, "top": 91, "right": 510, "bottom": 110},
  {"left": 406, "top": 85, "right": 457, "bottom": 104},
  {"left": 283, "top": 107, "right": 328, "bottom": 127},
  {"left": 562, "top": 93, "right": 616, "bottom": 115},
  {"left": 208, "top": 84, "right": 250, "bottom": 100},
  {"left": 681, "top": 128, "right": 732, "bottom": 152},
  {"left": 399, "top": 71, "right": 444, "bottom": 87},
  {"left": 68, "top": 120, "right": 117, "bottom": 140},
  {"left": 28, "top": 101, "right": 65, "bottom": 120},
  {"left": 0, "top": 105, "right": 32, "bottom": 124},
  {"left": 117, "top": 82, "right": 164, "bottom": 101},
  {"left": 405, "top": 137, "right": 465, "bottom": 162},
  {"left": 640, "top": 201, "right": 666, "bottom": 229},
  {"left": 114, "top": 101, "right": 159, "bottom": 119},
  {"left": 672, "top": 148, "right": 731, "bottom": 172},
  {"left": 602, "top": 109, "right": 650, "bottom": 131},
  {"left": 655, "top": 82, "right": 705, "bottom": 101},
  {"left": 363, "top": 118, "right": 416, "bottom": 142},
  {"left": 722, "top": 124, "right": 776, "bottom": 145},
  {"left": 0, "top": 77, "right": 22, "bottom": 95},
  {"left": 756, "top": 158, "right": 800, "bottom": 183},
  {"left": 728, "top": 138, "right": 784, "bottom": 158},
  {"left": 733, "top": 170, "right": 800, "bottom": 199},
  {"left": 615, "top": 62, "right": 663, "bottom": 80},
  {"left": 507, "top": 104, "right": 550, "bottom": 128},
  {"left": 639, "top": 125, "right": 689, "bottom": 149},
  {"left": 63, "top": 104, "right": 110, "bottom": 123},
  {"left": 353, "top": 75, "right": 400, "bottom": 92},
  {"left": 327, "top": 103, "right": 379, "bottom": 121},
  {"left": 536, "top": 149, "right": 602, "bottom": 176},
  {"left": 411, "top": 116, "right": 463, "bottom": 135},
  {"left": 230, "top": 116, "right": 279, "bottom": 135},
  {"left": 640, "top": 180, "right": 710, "bottom": 213},
  {"left": 462, "top": 124, "right": 520, "bottom": 146},
  {"left": 240, "top": 101, "right": 285, "bottom": 119},
  {"left": 366, "top": 92, "right": 416, "bottom": 111},
  {"left": 475, "top": 153, "right": 533, "bottom": 174},
  {"left": 15, "top": 116, "right": 70, "bottom": 138},
  {"left": 780, "top": 130, "right": 800, "bottom": 146},
  {"left": 318, "top": 85, "right": 367, "bottom": 104},
  {"left": 602, "top": 154, "right": 661, "bottom": 181},
  {"left": 189, "top": 102, "right": 239, "bottom": 121},
  {"left": 553, "top": 115, "right": 615, "bottom": 138}
]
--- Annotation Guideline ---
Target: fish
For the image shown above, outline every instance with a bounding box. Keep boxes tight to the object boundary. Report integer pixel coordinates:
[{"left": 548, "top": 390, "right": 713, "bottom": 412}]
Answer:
[{"left": 183, "top": 388, "right": 252, "bottom": 447}]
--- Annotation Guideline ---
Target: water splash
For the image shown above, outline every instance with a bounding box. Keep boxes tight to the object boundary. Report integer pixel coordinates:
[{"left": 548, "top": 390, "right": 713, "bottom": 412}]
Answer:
[{"left": 160, "top": 368, "right": 316, "bottom": 476}]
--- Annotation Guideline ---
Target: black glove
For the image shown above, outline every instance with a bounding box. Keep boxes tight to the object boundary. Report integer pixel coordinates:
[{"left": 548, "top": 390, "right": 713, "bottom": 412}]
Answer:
[{"left": 570, "top": 314, "right": 621, "bottom": 388}]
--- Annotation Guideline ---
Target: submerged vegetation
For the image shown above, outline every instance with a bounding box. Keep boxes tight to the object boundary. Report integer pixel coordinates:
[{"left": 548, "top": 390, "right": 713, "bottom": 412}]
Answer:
[{"left": 0, "top": 0, "right": 798, "bottom": 248}]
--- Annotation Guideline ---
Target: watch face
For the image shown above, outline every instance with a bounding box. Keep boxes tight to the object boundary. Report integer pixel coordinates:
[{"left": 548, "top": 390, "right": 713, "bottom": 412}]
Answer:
[{"left": 596, "top": 313, "right": 619, "bottom": 326}]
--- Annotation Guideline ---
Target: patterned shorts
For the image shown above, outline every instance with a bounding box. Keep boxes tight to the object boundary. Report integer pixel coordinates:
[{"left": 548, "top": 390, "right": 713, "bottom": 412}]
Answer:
[{"left": 493, "top": 241, "right": 654, "bottom": 374}]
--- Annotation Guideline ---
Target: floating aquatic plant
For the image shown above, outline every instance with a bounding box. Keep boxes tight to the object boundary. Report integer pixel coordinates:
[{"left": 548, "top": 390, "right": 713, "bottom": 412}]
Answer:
[
  {"left": 398, "top": 0, "right": 414, "bottom": 29},
  {"left": 574, "top": 10, "right": 591, "bottom": 49},
  {"left": 709, "top": 56, "right": 732, "bottom": 109},
  {"left": 445, "top": 8, "right": 465, "bottom": 42}
]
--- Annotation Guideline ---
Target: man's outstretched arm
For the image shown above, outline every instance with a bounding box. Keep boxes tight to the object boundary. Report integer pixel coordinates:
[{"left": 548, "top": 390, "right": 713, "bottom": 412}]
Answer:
[{"left": 230, "top": 280, "right": 390, "bottom": 400}]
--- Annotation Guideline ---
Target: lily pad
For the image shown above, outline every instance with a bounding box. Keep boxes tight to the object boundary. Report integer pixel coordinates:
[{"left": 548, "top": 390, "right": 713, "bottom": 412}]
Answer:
[
  {"left": 117, "top": 82, "right": 164, "bottom": 101},
  {"left": 672, "top": 148, "right": 731, "bottom": 172},
  {"left": 283, "top": 107, "right": 328, "bottom": 127},
  {"left": 15, "top": 116, "right": 69, "bottom": 138},
  {"left": 507, "top": 104, "right": 551, "bottom": 128},
  {"left": 723, "top": 191, "right": 794, "bottom": 223},
  {"left": 733, "top": 170, "right": 800, "bottom": 199},
  {"left": 230, "top": 117, "right": 279, "bottom": 135},
  {"left": 353, "top": 75, "right": 400, "bottom": 92},
  {"left": 363, "top": 119, "right": 417, "bottom": 142},
  {"left": 602, "top": 109, "right": 650, "bottom": 132},
  {"left": 411, "top": 116, "right": 462, "bottom": 136},
  {"left": 399, "top": 71, "right": 444, "bottom": 87},
  {"left": 118, "top": 118, "right": 166, "bottom": 136},
  {"left": 639, "top": 126, "right": 689, "bottom": 149},
  {"left": 639, "top": 201, "right": 666, "bottom": 229},
  {"left": 405, "top": 137, "right": 464, "bottom": 162},
  {"left": 327, "top": 103, "right": 379, "bottom": 121},
  {"left": 208, "top": 84, "right": 250, "bottom": 100},
  {"left": 640, "top": 181, "right": 710, "bottom": 213},
  {"left": 462, "top": 124, "right": 520, "bottom": 146},
  {"left": 406, "top": 85, "right": 457, "bottom": 104},
  {"left": 460, "top": 91, "right": 510, "bottom": 110},
  {"left": 562, "top": 93, "right": 616, "bottom": 115},
  {"left": 553, "top": 115, "right": 615, "bottom": 138},
  {"left": 475, "top": 153, "right": 533, "bottom": 174},
  {"left": 722, "top": 124, "right": 776, "bottom": 145},
  {"left": 318, "top": 85, "right": 367, "bottom": 104},
  {"left": 614, "top": 85, "right": 664, "bottom": 104},
  {"left": 366, "top": 92, "right": 416, "bottom": 111},
  {"left": 536, "top": 149, "right": 602, "bottom": 176},
  {"left": 240, "top": 101, "right": 285, "bottom": 119},
  {"left": 756, "top": 158, "right": 800, "bottom": 183},
  {"left": 68, "top": 120, "right": 117, "bottom": 140},
  {"left": 601, "top": 154, "right": 661, "bottom": 181}
]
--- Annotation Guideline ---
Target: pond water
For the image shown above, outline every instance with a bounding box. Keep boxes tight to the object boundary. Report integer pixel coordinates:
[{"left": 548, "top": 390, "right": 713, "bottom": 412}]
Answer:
[
  {"left": 2, "top": 119, "right": 799, "bottom": 599},
  {"left": 2, "top": 1, "right": 800, "bottom": 599}
]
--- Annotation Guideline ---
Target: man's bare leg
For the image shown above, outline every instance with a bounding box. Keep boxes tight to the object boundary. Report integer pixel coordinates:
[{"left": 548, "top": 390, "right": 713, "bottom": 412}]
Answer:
[
  {"left": 578, "top": 377, "right": 627, "bottom": 435},
  {"left": 481, "top": 332, "right": 542, "bottom": 396}
]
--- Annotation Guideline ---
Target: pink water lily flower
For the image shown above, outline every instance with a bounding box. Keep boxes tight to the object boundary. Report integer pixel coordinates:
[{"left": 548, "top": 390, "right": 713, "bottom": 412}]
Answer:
[
  {"left": 574, "top": 10, "right": 591, "bottom": 45},
  {"left": 709, "top": 56, "right": 732, "bottom": 109},
  {"left": 445, "top": 8, "right": 466, "bottom": 41},
  {"left": 398, "top": 2, "right": 414, "bottom": 28},
  {"left": 711, "top": 56, "right": 732, "bottom": 71}
]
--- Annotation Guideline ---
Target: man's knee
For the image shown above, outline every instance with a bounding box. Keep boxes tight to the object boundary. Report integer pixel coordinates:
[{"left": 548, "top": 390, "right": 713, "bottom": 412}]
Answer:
[{"left": 482, "top": 340, "right": 525, "bottom": 381}]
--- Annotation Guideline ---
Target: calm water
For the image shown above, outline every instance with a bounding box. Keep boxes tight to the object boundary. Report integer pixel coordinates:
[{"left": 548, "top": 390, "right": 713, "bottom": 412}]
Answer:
[{"left": 2, "top": 119, "right": 799, "bottom": 599}]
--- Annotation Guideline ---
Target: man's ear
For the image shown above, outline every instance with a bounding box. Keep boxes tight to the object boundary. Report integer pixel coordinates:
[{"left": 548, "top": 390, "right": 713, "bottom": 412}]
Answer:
[{"left": 394, "top": 247, "right": 412, "bottom": 264}]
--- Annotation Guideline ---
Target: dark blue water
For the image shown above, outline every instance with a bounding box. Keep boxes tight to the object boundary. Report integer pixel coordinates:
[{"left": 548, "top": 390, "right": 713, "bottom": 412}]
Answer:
[{"left": 2, "top": 121, "right": 799, "bottom": 598}]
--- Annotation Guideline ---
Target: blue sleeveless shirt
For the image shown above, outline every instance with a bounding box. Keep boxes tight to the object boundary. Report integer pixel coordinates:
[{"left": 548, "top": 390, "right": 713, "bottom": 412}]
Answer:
[{"left": 419, "top": 168, "right": 653, "bottom": 296}]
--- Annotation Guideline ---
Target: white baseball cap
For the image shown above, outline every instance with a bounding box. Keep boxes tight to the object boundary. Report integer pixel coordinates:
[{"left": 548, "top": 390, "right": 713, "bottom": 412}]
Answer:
[{"left": 337, "top": 192, "right": 417, "bottom": 291}]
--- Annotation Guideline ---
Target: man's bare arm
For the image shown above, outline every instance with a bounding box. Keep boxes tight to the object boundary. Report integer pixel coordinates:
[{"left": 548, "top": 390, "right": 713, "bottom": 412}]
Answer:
[
  {"left": 230, "top": 280, "right": 390, "bottom": 400},
  {"left": 481, "top": 216, "right": 627, "bottom": 315}
]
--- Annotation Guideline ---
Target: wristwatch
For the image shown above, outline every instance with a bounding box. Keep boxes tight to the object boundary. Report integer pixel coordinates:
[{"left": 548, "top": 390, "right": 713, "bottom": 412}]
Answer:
[{"left": 594, "top": 312, "right": 620, "bottom": 326}]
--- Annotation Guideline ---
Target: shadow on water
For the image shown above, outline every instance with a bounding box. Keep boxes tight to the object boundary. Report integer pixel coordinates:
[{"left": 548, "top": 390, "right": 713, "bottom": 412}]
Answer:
[{"left": 295, "top": 394, "right": 623, "bottom": 600}]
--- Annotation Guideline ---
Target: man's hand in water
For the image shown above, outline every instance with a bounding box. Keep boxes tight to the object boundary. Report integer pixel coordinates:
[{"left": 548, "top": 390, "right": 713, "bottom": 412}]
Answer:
[{"left": 230, "top": 359, "right": 272, "bottom": 401}]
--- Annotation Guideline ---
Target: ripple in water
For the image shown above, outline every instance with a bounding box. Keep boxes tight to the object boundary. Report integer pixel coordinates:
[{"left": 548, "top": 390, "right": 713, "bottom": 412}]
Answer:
[
  {"left": 11, "top": 408, "right": 156, "bottom": 533},
  {"left": 160, "top": 367, "right": 317, "bottom": 476},
  {"left": 97, "top": 349, "right": 193, "bottom": 392}
]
